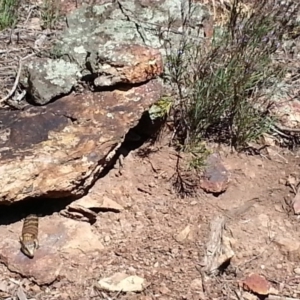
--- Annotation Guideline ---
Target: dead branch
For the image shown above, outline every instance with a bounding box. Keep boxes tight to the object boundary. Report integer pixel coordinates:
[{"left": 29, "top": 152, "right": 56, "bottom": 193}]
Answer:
[{"left": 0, "top": 53, "right": 35, "bottom": 106}]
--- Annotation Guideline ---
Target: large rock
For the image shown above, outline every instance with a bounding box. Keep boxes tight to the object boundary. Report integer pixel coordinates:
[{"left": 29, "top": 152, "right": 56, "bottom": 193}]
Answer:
[
  {"left": 0, "top": 80, "right": 163, "bottom": 204},
  {"left": 20, "top": 0, "right": 209, "bottom": 105},
  {"left": 0, "top": 215, "right": 104, "bottom": 285},
  {"left": 0, "top": 0, "right": 210, "bottom": 203},
  {"left": 20, "top": 58, "right": 81, "bottom": 105}
]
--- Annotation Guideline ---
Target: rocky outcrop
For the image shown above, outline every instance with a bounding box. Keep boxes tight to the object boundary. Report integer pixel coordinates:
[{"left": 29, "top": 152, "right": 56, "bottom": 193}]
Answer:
[
  {"left": 0, "top": 0, "right": 209, "bottom": 204},
  {"left": 20, "top": 0, "right": 209, "bottom": 105},
  {"left": 0, "top": 80, "right": 163, "bottom": 203}
]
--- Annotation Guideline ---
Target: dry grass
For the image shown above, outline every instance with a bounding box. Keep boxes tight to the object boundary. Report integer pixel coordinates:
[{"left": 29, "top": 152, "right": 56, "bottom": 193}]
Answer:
[
  {"left": 199, "top": 0, "right": 255, "bottom": 25},
  {"left": 0, "top": 0, "right": 63, "bottom": 105}
]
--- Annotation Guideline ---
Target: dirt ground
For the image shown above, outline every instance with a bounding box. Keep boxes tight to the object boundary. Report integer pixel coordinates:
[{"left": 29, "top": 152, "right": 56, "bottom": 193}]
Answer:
[
  {"left": 1, "top": 133, "right": 300, "bottom": 300},
  {"left": 1, "top": 1, "right": 300, "bottom": 299}
]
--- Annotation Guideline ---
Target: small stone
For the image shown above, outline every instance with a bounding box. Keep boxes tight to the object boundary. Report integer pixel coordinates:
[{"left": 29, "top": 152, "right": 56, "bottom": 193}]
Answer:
[
  {"left": 199, "top": 153, "right": 230, "bottom": 194},
  {"left": 293, "top": 190, "right": 300, "bottom": 214},
  {"left": 98, "top": 273, "right": 147, "bottom": 292},
  {"left": 190, "top": 278, "right": 203, "bottom": 290},
  {"left": 274, "top": 204, "right": 283, "bottom": 212},
  {"left": 139, "top": 296, "right": 152, "bottom": 300},
  {"left": 28, "top": 17, "right": 41, "bottom": 30},
  {"left": 171, "top": 248, "right": 179, "bottom": 255},
  {"left": 276, "top": 264, "right": 282, "bottom": 269},
  {"left": 159, "top": 285, "right": 170, "bottom": 295},
  {"left": 242, "top": 273, "right": 271, "bottom": 295},
  {"left": 104, "top": 235, "right": 111, "bottom": 242},
  {"left": 294, "top": 268, "right": 300, "bottom": 275},
  {"left": 102, "top": 196, "right": 124, "bottom": 212},
  {"left": 258, "top": 214, "right": 269, "bottom": 227},
  {"left": 242, "top": 291, "right": 257, "bottom": 300},
  {"left": 274, "top": 235, "right": 300, "bottom": 261},
  {"left": 174, "top": 225, "right": 191, "bottom": 243},
  {"left": 269, "top": 287, "right": 279, "bottom": 295},
  {"left": 30, "top": 284, "right": 41, "bottom": 293},
  {"left": 127, "top": 266, "right": 136, "bottom": 274}
]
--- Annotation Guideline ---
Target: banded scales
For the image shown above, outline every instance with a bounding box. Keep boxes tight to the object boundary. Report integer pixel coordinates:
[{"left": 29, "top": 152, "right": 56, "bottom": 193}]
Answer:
[{"left": 19, "top": 214, "right": 39, "bottom": 258}]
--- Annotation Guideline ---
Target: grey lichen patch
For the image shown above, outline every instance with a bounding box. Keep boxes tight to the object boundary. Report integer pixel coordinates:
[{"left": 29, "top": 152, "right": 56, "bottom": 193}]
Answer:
[
  {"left": 96, "top": 41, "right": 135, "bottom": 66},
  {"left": 20, "top": 58, "right": 81, "bottom": 105},
  {"left": 44, "top": 59, "right": 81, "bottom": 87},
  {"left": 86, "top": 3, "right": 115, "bottom": 20},
  {"left": 66, "top": 2, "right": 115, "bottom": 28},
  {"left": 114, "top": 0, "right": 209, "bottom": 48},
  {"left": 52, "top": 0, "right": 209, "bottom": 67}
]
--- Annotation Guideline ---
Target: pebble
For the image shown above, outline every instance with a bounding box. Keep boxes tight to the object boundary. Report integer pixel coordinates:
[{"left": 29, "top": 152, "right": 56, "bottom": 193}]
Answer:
[
  {"left": 159, "top": 285, "right": 171, "bottom": 295},
  {"left": 190, "top": 278, "right": 203, "bottom": 290}
]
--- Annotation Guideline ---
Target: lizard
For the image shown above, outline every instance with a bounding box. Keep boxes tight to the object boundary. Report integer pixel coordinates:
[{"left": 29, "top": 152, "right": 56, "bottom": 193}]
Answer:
[{"left": 19, "top": 214, "right": 39, "bottom": 258}]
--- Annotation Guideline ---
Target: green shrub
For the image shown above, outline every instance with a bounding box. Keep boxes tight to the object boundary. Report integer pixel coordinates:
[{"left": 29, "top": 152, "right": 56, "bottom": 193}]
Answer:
[{"left": 165, "top": 0, "right": 300, "bottom": 150}]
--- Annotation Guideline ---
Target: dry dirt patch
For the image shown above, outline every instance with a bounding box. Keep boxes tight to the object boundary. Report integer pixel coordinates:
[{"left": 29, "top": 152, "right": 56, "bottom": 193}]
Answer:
[{"left": 0, "top": 138, "right": 299, "bottom": 299}]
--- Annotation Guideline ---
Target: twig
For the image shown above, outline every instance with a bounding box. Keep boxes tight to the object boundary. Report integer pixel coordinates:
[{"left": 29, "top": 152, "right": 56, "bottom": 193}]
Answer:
[
  {"left": 274, "top": 123, "right": 300, "bottom": 133},
  {"left": 195, "top": 265, "right": 209, "bottom": 295},
  {"left": 0, "top": 61, "right": 23, "bottom": 104},
  {"left": 0, "top": 53, "right": 35, "bottom": 105},
  {"left": 271, "top": 125, "right": 292, "bottom": 139},
  {"left": 0, "top": 48, "right": 24, "bottom": 54},
  {"left": 24, "top": 5, "right": 38, "bottom": 24}
]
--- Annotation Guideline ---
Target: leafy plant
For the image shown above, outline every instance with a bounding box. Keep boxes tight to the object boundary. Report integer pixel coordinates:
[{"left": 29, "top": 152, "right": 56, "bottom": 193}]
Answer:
[
  {"left": 186, "top": 142, "right": 211, "bottom": 171},
  {"left": 149, "top": 96, "right": 173, "bottom": 120}
]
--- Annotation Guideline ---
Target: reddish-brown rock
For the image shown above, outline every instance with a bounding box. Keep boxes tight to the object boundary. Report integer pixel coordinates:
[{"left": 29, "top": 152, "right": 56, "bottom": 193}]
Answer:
[
  {"left": 241, "top": 273, "right": 271, "bottom": 296},
  {"left": 0, "top": 80, "right": 163, "bottom": 204},
  {"left": 199, "top": 153, "right": 230, "bottom": 194}
]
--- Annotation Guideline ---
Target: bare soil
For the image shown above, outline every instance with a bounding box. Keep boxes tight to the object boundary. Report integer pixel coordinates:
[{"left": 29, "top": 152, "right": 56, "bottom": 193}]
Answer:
[{"left": 1, "top": 133, "right": 300, "bottom": 300}]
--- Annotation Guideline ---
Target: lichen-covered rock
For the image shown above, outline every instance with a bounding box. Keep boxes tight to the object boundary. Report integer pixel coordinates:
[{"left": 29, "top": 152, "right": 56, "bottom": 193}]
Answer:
[
  {"left": 92, "top": 42, "right": 163, "bottom": 86},
  {"left": 20, "top": 58, "right": 81, "bottom": 105},
  {"left": 0, "top": 80, "right": 163, "bottom": 204},
  {"left": 19, "top": 0, "right": 209, "bottom": 105},
  {"left": 2, "top": 0, "right": 210, "bottom": 203},
  {"left": 52, "top": 0, "right": 209, "bottom": 64}
]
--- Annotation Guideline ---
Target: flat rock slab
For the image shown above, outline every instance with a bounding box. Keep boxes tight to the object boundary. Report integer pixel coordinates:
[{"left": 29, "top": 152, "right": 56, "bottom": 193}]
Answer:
[
  {"left": 0, "top": 79, "right": 163, "bottom": 204},
  {"left": 0, "top": 215, "right": 103, "bottom": 285}
]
